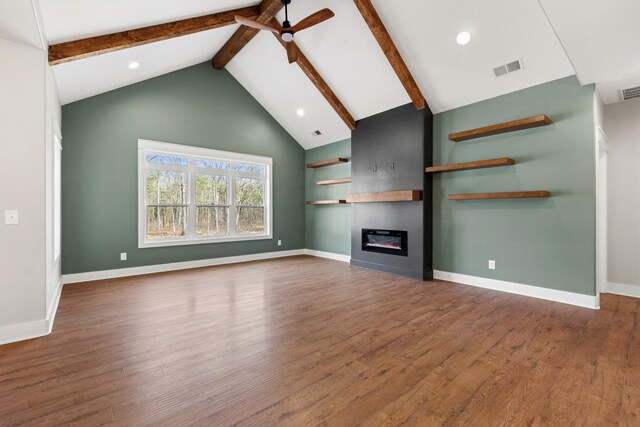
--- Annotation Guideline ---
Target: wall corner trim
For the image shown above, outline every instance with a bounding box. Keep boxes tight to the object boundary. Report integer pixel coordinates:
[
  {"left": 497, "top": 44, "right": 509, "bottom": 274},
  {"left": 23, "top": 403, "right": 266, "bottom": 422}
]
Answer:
[
  {"left": 0, "top": 278, "right": 63, "bottom": 346},
  {"left": 607, "top": 282, "right": 640, "bottom": 299},
  {"left": 304, "top": 249, "right": 351, "bottom": 263},
  {"left": 434, "top": 270, "right": 599, "bottom": 309}
]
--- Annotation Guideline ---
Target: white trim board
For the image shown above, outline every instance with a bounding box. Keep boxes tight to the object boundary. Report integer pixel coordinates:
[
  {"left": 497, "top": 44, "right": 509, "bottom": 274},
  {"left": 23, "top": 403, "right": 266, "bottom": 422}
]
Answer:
[
  {"left": 434, "top": 270, "right": 598, "bottom": 309},
  {"left": 607, "top": 282, "right": 640, "bottom": 299},
  {"left": 63, "top": 249, "right": 351, "bottom": 285},
  {"left": 62, "top": 249, "right": 307, "bottom": 284},
  {"left": 303, "top": 249, "right": 350, "bottom": 263},
  {"left": 0, "top": 278, "right": 63, "bottom": 346}
]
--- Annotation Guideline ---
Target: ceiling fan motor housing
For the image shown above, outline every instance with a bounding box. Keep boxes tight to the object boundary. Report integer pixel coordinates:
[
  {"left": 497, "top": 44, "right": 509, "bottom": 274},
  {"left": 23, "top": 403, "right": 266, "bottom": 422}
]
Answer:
[{"left": 281, "top": 18, "right": 293, "bottom": 42}]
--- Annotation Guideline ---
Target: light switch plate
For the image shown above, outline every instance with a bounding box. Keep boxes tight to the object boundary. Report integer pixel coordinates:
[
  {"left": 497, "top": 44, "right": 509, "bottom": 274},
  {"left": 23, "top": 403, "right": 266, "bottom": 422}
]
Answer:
[{"left": 5, "top": 210, "right": 19, "bottom": 225}]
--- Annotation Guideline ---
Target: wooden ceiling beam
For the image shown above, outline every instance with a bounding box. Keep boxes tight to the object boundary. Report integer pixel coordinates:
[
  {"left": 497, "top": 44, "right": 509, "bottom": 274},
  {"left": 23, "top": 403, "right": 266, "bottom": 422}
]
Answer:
[
  {"left": 352, "top": 0, "right": 426, "bottom": 110},
  {"left": 48, "top": 5, "right": 260, "bottom": 65},
  {"left": 212, "top": 0, "right": 284, "bottom": 70},
  {"left": 294, "top": 48, "right": 356, "bottom": 130},
  {"left": 269, "top": 21, "right": 355, "bottom": 130}
]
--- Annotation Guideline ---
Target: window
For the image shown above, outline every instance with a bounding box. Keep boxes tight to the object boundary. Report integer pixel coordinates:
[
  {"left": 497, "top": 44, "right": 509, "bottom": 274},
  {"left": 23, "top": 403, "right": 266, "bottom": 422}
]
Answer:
[{"left": 138, "top": 139, "right": 272, "bottom": 248}]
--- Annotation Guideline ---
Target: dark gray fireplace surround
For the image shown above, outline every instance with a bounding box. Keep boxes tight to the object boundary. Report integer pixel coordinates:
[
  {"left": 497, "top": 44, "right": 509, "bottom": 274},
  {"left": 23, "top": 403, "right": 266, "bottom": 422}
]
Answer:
[{"left": 350, "top": 103, "right": 434, "bottom": 280}]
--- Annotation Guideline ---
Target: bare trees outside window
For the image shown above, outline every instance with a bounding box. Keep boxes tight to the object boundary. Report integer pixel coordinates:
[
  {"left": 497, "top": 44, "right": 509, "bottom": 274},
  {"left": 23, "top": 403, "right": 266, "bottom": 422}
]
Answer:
[{"left": 138, "top": 140, "right": 272, "bottom": 248}]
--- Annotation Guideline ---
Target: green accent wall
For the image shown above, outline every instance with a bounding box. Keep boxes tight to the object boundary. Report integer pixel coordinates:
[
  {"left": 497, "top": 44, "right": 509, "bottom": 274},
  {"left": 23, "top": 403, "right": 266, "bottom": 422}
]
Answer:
[
  {"left": 61, "top": 62, "right": 304, "bottom": 275},
  {"left": 433, "top": 76, "right": 596, "bottom": 296},
  {"left": 305, "top": 139, "right": 351, "bottom": 255}
]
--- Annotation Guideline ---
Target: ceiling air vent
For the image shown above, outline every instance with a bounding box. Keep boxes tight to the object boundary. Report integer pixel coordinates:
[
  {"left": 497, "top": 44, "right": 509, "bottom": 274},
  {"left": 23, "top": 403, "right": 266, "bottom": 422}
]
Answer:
[
  {"left": 493, "top": 65, "right": 508, "bottom": 77},
  {"left": 494, "top": 59, "right": 524, "bottom": 77},
  {"left": 619, "top": 86, "right": 640, "bottom": 101},
  {"left": 312, "top": 130, "right": 322, "bottom": 136}
]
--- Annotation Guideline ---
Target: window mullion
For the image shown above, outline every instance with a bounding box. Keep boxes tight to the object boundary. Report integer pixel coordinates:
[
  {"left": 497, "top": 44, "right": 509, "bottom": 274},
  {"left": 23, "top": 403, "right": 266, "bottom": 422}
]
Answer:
[
  {"left": 188, "top": 161, "right": 197, "bottom": 237},
  {"left": 229, "top": 164, "right": 237, "bottom": 236}
]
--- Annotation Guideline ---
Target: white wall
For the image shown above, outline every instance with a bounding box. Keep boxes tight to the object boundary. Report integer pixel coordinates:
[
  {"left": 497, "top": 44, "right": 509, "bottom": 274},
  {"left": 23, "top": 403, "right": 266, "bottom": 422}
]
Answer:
[
  {"left": 0, "top": 0, "right": 63, "bottom": 344},
  {"left": 0, "top": 38, "right": 47, "bottom": 333},
  {"left": 606, "top": 97, "right": 640, "bottom": 297}
]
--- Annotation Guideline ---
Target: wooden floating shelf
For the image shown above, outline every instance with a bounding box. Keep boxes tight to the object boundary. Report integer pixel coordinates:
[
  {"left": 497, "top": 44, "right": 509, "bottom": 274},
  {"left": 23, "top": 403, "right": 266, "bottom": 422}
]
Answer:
[
  {"left": 306, "top": 200, "right": 348, "bottom": 205},
  {"left": 426, "top": 158, "right": 515, "bottom": 173},
  {"left": 306, "top": 158, "right": 349, "bottom": 169},
  {"left": 316, "top": 177, "right": 352, "bottom": 186},
  {"left": 448, "top": 191, "right": 551, "bottom": 200},
  {"left": 449, "top": 115, "right": 551, "bottom": 142},
  {"left": 346, "top": 190, "right": 422, "bottom": 203}
]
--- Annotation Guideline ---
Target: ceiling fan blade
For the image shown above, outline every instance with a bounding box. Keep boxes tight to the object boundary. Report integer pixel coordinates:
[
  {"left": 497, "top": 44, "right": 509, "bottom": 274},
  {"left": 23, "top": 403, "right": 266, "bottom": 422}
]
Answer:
[
  {"left": 235, "top": 15, "right": 281, "bottom": 33},
  {"left": 291, "top": 9, "right": 335, "bottom": 33},
  {"left": 286, "top": 42, "right": 297, "bottom": 64}
]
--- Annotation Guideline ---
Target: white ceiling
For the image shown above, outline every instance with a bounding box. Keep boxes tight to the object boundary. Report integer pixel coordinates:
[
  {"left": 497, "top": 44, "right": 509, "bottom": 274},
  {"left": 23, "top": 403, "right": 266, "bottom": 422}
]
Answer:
[
  {"left": 371, "top": 0, "right": 574, "bottom": 113},
  {"left": 227, "top": 31, "right": 352, "bottom": 150},
  {"left": 275, "top": 0, "right": 410, "bottom": 121},
  {"left": 30, "top": 0, "right": 636, "bottom": 149},
  {"left": 537, "top": 0, "right": 640, "bottom": 105},
  {"left": 0, "top": 0, "right": 45, "bottom": 49},
  {"left": 52, "top": 27, "right": 238, "bottom": 105},
  {"left": 39, "top": 0, "right": 256, "bottom": 44}
]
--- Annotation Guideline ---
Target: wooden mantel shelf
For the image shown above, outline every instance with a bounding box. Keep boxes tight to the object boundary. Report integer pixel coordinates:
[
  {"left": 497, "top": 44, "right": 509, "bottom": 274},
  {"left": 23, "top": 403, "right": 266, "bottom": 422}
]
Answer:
[
  {"left": 426, "top": 158, "right": 514, "bottom": 173},
  {"left": 448, "top": 191, "right": 550, "bottom": 200},
  {"left": 449, "top": 115, "right": 551, "bottom": 142},
  {"left": 346, "top": 190, "right": 422, "bottom": 203},
  {"left": 306, "top": 200, "right": 348, "bottom": 205},
  {"left": 306, "top": 158, "right": 349, "bottom": 169},
  {"left": 316, "top": 177, "right": 352, "bottom": 186}
]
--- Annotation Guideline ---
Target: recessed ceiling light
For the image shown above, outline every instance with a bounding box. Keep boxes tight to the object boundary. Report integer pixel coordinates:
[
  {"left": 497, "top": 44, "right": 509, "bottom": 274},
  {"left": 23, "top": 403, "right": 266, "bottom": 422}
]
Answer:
[
  {"left": 128, "top": 61, "right": 140, "bottom": 70},
  {"left": 456, "top": 32, "right": 471, "bottom": 46},
  {"left": 296, "top": 108, "right": 305, "bottom": 117}
]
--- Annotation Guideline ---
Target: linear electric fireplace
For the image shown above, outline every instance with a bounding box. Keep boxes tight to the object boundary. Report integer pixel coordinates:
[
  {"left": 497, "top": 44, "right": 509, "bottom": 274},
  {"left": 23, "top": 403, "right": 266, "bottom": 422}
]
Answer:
[{"left": 362, "top": 229, "right": 408, "bottom": 256}]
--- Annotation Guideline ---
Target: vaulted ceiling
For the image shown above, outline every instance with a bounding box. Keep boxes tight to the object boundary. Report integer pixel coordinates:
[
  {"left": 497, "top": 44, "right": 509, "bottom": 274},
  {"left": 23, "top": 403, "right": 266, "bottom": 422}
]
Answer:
[
  {"left": 33, "top": 0, "right": 639, "bottom": 149},
  {"left": 537, "top": 0, "right": 640, "bottom": 105}
]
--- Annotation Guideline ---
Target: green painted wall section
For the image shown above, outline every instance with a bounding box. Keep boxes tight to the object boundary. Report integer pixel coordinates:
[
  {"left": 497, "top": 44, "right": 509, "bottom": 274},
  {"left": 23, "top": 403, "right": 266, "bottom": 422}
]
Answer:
[
  {"left": 433, "top": 76, "right": 596, "bottom": 296},
  {"left": 305, "top": 139, "right": 351, "bottom": 255},
  {"left": 61, "top": 62, "right": 305, "bottom": 275},
  {"left": 62, "top": 66, "right": 595, "bottom": 296}
]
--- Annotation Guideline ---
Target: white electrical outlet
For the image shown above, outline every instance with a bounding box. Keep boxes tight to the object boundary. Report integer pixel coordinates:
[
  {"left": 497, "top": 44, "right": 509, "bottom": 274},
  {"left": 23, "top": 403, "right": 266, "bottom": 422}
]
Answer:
[
  {"left": 488, "top": 260, "right": 496, "bottom": 270},
  {"left": 120, "top": 252, "right": 127, "bottom": 261},
  {"left": 4, "top": 210, "right": 19, "bottom": 225},
  {"left": 277, "top": 240, "right": 282, "bottom": 246}
]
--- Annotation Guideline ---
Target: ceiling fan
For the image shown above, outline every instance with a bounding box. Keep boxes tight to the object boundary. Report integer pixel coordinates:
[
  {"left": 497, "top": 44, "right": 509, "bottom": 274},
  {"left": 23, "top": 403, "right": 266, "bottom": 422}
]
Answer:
[{"left": 235, "top": 0, "right": 335, "bottom": 64}]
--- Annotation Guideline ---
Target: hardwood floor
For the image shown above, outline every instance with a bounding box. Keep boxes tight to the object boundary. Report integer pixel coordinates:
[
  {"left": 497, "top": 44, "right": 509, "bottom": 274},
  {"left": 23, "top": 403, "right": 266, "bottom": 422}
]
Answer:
[{"left": 0, "top": 255, "right": 638, "bottom": 426}]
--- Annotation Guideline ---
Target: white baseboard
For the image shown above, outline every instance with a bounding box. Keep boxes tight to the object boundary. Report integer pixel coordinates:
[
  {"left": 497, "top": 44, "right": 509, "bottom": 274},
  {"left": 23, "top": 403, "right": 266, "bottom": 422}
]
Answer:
[
  {"left": 607, "top": 282, "right": 640, "bottom": 298},
  {"left": 0, "top": 278, "right": 63, "bottom": 346},
  {"left": 434, "top": 270, "right": 599, "bottom": 309},
  {"left": 5, "top": 250, "right": 347, "bottom": 345},
  {"left": 47, "top": 278, "right": 63, "bottom": 332},
  {"left": 62, "top": 249, "right": 307, "bottom": 284},
  {"left": 6, "top": 256, "right": 604, "bottom": 345},
  {"left": 304, "top": 249, "right": 350, "bottom": 263}
]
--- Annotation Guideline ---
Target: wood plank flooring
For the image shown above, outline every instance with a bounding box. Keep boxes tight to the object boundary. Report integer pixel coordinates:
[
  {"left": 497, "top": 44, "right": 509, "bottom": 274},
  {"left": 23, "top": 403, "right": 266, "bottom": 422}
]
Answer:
[{"left": 0, "top": 255, "right": 638, "bottom": 426}]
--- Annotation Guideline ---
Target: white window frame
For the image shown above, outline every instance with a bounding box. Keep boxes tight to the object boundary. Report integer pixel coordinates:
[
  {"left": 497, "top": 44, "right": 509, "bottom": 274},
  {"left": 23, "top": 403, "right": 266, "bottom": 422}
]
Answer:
[{"left": 138, "top": 139, "right": 273, "bottom": 248}]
